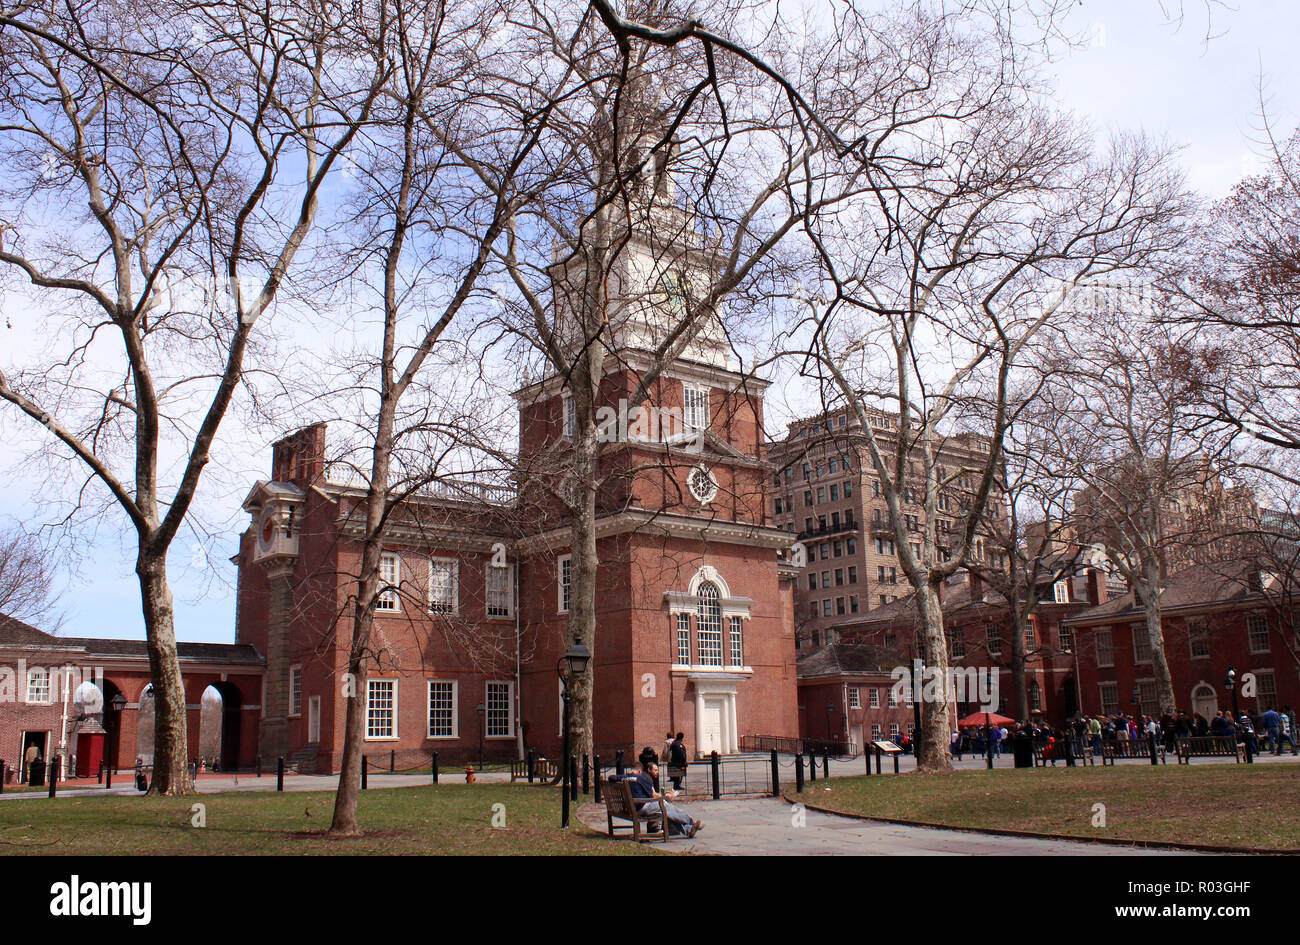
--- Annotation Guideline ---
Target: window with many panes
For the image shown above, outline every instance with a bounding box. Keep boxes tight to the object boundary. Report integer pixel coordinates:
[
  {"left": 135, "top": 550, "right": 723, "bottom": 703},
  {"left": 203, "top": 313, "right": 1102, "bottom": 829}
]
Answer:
[
  {"left": 697, "top": 582, "right": 724, "bottom": 666},
  {"left": 1098, "top": 682, "right": 1119, "bottom": 717},
  {"left": 26, "top": 668, "right": 50, "bottom": 704},
  {"left": 868, "top": 688, "right": 880, "bottom": 708},
  {"left": 1058, "top": 626, "right": 1074, "bottom": 652},
  {"left": 1138, "top": 680, "right": 1159, "bottom": 718},
  {"left": 557, "top": 555, "right": 572, "bottom": 613},
  {"left": 376, "top": 553, "right": 400, "bottom": 611},
  {"left": 427, "top": 681, "right": 457, "bottom": 738},
  {"left": 1095, "top": 629, "right": 1114, "bottom": 667},
  {"left": 848, "top": 687, "right": 860, "bottom": 709},
  {"left": 1255, "top": 669, "right": 1277, "bottom": 710},
  {"left": 486, "top": 681, "right": 514, "bottom": 737},
  {"left": 683, "top": 384, "right": 709, "bottom": 432},
  {"left": 728, "top": 616, "right": 744, "bottom": 666},
  {"left": 1247, "top": 613, "right": 1271, "bottom": 653},
  {"left": 676, "top": 613, "right": 691, "bottom": 664},
  {"left": 486, "top": 563, "right": 512, "bottom": 618},
  {"left": 428, "top": 558, "right": 458, "bottom": 615},
  {"left": 871, "top": 723, "right": 882, "bottom": 738},
  {"left": 950, "top": 629, "right": 965, "bottom": 658},
  {"left": 289, "top": 666, "right": 302, "bottom": 717},
  {"left": 1187, "top": 619, "right": 1209, "bottom": 659},
  {"left": 1133, "top": 625, "right": 1151, "bottom": 662},
  {"left": 987, "top": 626, "right": 1002, "bottom": 656},
  {"left": 366, "top": 679, "right": 397, "bottom": 739}
]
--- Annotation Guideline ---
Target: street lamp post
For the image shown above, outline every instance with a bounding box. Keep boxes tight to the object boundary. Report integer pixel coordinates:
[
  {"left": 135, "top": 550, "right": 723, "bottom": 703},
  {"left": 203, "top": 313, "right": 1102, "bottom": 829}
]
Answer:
[
  {"left": 1225, "top": 668, "right": 1253, "bottom": 764},
  {"left": 476, "top": 704, "right": 485, "bottom": 771},
  {"left": 556, "top": 636, "right": 591, "bottom": 828}
]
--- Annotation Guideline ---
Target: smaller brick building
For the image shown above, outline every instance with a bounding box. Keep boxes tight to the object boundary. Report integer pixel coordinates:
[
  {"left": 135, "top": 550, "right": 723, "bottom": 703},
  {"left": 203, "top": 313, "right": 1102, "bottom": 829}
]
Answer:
[
  {"left": 0, "top": 613, "right": 263, "bottom": 779},
  {"left": 1063, "top": 560, "right": 1300, "bottom": 720},
  {"left": 797, "top": 642, "right": 921, "bottom": 753}
]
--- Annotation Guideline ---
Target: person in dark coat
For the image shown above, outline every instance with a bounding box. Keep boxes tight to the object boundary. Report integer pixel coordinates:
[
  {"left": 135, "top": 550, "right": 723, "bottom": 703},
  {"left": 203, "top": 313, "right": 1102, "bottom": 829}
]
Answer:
[{"left": 668, "top": 733, "right": 688, "bottom": 791}]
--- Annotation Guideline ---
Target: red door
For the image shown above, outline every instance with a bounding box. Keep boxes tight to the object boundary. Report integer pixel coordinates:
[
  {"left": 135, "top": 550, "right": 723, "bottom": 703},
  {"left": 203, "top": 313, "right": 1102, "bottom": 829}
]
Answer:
[{"left": 77, "top": 734, "right": 105, "bottom": 779}]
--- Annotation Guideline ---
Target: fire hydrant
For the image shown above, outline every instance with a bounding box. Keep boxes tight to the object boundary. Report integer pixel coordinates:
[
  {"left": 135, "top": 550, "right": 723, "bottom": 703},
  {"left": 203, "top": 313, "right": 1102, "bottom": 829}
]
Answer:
[{"left": 464, "top": 764, "right": 476, "bottom": 784}]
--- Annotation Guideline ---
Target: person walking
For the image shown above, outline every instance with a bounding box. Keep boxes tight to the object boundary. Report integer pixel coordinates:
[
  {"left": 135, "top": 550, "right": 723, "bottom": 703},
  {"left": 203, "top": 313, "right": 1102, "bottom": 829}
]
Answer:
[{"left": 1262, "top": 706, "right": 1281, "bottom": 755}]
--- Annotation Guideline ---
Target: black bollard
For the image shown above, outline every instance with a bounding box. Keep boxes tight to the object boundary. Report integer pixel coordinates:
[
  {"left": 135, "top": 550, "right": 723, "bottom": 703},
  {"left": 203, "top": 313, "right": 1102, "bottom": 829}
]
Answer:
[
  {"left": 105, "top": 763, "right": 111, "bottom": 790},
  {"left": 823, "top": 750, "right": 830, "bottom": 778},
  {"left": 256, "top": 757, "right": 262, "bottom": 778},
  {"left": 569, "top": 756, "right": 578, "bottom": 801},
  {"left": 794, "top": 752, "right": 804, "bottom": 792},
  {"left": 582, "top": 754, "right": 590, "bottom": 795},
  {"left": 615, "top": 749, "right": 625, "bottom": 778},
  {"left": 362, "top": 756, "right": 368, "bottom": 790},
  {"left": 432, "top": 752, "right": 439, "bottom": 784},
  {"left": 48, "top": 761, "right": 57, "bottom": 798},
  {"left": 1148, "top": 733, "right": 1158, "bottom": 766},
  {"left": 875, "top": 746, "right": 882, "bottom": 775},
  {"left": 97, "top": 761, "right": 103, "bottom": 784},
  {"left": 527, "top": 748, "right": 535, "bottom": 783},
  {"left": 809, "top": 750, "right": 817, "bottom": 783},
  {"left": 892, "top": 751, "right": 900, "bottom": 774},
  {"left": 277, "top": 756, "right": 284, "bottom": 791},
  {"left": 770, "top": 749, "right": 780, "bottom": 796},
  {"left": 390, "top": 749, "right": 395, "bottom": 774},
  {"left": 1244, "top": 730, "right": 1254, "bottom": 764},
  {"left": 710, "top": 750, "right": 721, "bottom": 800},
  {"left": 593, "top": 755, "right": 602, "bottom": 803}
]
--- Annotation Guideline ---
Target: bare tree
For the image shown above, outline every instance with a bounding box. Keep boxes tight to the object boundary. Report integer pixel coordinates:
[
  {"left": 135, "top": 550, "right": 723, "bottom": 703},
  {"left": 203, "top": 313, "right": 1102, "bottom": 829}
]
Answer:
[
  {"left": 1049, "top": 312, "right": 1244, "bottom": 716},
  {"left": 0, "top": 0, "right": 386, "bottom": 793},
  {"left": 0, "top": 522, "right": 62, "bottom": 627}
]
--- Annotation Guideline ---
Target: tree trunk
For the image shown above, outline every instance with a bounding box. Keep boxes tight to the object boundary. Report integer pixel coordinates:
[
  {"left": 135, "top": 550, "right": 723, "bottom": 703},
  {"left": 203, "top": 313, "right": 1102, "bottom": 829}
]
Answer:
[
  {"left": 566, "top": 430, "right": 599, "bottom": 760},
  {"left": 915, "top": 580, "right": 954, "bottom": 771},
  {"left": 138, "top": 555, "right": 194, "bottom": 795},
  {"left": 330, "top": 635, "right": 370, "bottom": 835},
  {"left": 1142, "top": 562, "right": 1177, "bottom": 716},
  {"left": 1010, "top": 610, "right": 1030, "bottom": 722}
]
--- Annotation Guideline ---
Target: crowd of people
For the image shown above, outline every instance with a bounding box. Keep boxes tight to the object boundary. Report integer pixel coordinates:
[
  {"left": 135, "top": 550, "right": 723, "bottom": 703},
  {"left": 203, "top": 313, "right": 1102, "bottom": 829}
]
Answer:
[{"left": 950, "top": 705, "right": 1298, "bottom": 762}]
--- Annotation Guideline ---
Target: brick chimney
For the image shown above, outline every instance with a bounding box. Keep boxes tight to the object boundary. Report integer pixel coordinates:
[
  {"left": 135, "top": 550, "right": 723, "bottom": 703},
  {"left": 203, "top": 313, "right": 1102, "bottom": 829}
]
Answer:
[
  {"left": 271, "top": 422, "right": 327, "bottom": 485},
  {"left": 1085, "top": 568, "right": 1108, "bottom": 607}
]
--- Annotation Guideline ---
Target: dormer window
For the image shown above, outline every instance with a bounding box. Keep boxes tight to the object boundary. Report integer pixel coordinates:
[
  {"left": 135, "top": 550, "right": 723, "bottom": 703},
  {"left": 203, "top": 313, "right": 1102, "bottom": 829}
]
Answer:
[{"left": 1053, "top": 580, "right": 1069, "bottom": 604}]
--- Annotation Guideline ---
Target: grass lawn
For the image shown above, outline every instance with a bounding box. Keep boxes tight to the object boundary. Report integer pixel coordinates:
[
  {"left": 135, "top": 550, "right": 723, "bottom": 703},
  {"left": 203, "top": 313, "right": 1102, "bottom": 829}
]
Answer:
[
  {"left": 0, "top": 783, "right": 661, "bottom": 855},
  {"left": 789, "top": 765, "right": 1300, "bottom": 850}
]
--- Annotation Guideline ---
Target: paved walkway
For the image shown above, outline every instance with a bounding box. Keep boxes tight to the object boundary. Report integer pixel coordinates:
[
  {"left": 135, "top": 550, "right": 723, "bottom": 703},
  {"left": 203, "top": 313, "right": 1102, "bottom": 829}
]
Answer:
[{"left": 575, "top": 796, "right": 1192, "bottom": 855}]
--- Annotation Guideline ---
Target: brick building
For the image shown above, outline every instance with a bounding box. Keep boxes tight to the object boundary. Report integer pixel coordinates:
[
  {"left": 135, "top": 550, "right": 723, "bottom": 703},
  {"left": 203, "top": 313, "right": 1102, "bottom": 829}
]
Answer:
[
  {"left": 0, "top": 614, "right": 262, "bottom": 779},
  {"left": 766, "top": 407, "right": 1003, "bottom": 651},
  {"left": 794, "top": 563, "right": 1114, "bottom": 743},
  {"left": 235, "top": 181, "right": 801, "bottom": 772},
  {"left": 1062, "top": 560, "right": 1300, "bottom": 720}
]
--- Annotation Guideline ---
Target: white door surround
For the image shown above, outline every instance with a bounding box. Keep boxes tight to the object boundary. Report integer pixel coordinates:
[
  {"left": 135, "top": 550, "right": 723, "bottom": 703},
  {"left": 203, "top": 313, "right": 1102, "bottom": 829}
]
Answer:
[{"left": 690, "top": 673, "right": 745, "bottom": 757}]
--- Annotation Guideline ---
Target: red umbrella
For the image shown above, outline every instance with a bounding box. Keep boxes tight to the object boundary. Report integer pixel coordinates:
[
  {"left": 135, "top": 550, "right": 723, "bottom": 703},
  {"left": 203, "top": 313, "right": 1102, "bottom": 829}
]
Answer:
[{"left": 957, "top": 711, "right": 1016, "bottom": 729}]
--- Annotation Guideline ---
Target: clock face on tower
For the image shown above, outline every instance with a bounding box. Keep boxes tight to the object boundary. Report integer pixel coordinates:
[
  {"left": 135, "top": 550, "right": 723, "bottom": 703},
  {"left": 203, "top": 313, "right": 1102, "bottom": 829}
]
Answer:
[
  {"left": 258, "top": 506, "right": 277, "bottom": 552},
  {"left": 688, "top": 464, "right": 718, "bottom": 504}
]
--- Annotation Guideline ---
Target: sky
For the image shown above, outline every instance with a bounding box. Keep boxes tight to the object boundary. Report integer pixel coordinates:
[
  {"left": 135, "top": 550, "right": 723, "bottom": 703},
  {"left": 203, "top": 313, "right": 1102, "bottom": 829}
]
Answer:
[{"left": 2, "top": 0, "right": 1297, "bottom": 645}]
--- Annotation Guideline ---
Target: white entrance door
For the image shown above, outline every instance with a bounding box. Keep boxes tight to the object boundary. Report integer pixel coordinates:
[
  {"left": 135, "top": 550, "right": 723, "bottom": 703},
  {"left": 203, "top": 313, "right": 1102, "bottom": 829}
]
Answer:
[
  {"left": 308, "top": 695, "right": 321, "bottom": 743},
  {"left": 700, "top": 698, "right": 724, "bottom": 756},
  {"left": 1191, "top": 684, "right": 1217, "bottom": 721},
  {"left": 850, "top": 723, "right": 863, "bottom": 755}
]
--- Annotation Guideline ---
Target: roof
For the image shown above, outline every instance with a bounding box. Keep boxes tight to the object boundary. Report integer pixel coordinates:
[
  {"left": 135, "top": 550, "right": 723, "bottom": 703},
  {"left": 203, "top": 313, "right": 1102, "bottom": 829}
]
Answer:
[
  {"left": 0, "top": 614, "right": 263, "bottom": 666},
  {"left": 1063, "top": 559, "right": 1290, "bottom": 627},
  {"left": 797, "top": 641, "right": 906, "bottom": 678}
]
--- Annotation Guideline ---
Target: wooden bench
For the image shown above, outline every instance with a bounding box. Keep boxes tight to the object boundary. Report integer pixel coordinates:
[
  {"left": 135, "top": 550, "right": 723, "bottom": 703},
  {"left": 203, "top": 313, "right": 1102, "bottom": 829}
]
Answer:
[
  {"left": 1102, "top": 738, "right": 1166, "bottom": 765},
  {"left": 604, "top": 778, "right": 668, "bottom": 842},
  {"left": 1032, "top": 740, "right": 1095, "bottom": 766},
  {"left": 510, "top": 757, "right": 562, "bottom": 785},
  {"left": 1176, "top": 736, "right": 1244, "bottom": 764}
]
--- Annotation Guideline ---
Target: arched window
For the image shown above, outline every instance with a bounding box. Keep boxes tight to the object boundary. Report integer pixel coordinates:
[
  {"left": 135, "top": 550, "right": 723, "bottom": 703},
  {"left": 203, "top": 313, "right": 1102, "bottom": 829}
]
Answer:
[
  {"left": 697, "top": 582, "right": 723, "bottom": 666},
  {"left": 1028, "top": 680, "right": 1042, "bottom": 713}
]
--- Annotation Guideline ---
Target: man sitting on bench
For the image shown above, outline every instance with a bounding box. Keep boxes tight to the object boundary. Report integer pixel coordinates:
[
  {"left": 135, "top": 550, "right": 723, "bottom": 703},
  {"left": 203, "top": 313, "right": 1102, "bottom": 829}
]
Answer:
[{"left": 630, "top": 756, "right": 703, "bottom": 839}]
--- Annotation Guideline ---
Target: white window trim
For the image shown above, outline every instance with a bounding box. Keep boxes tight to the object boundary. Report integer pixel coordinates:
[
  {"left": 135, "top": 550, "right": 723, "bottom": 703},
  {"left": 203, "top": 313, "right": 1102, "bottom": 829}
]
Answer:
[
  {"left": 683, "top": 382, "right": 709, "bottom": 432},
  {"left": 427, "top": 556, "right": 459, "bottom": 616},
  {"left": 558, "top": 554, "right": 572, "bottom": 614},
  {"left": 376, "top": 552, "right": 401, "bottom": 614},
  {"left": 485, "top": 562, "right": 514, "bottom": 619},
  {"left": 1095, "top": 628, "right": 1114, "bottom": 668},
  {"left": 1053, "top": 580, "right": 1069, "bottom": 604},
  {"left": 289, "top": 664, "right": 302, "bottom": 718},
  {"left": 426, "top": 679, "right": 459, "bottom": 740},
  {"left": 485, "top": 680, "right": 515, "bottom": 739},
  {"left": 365, "top": 678, "right": 399, "bottom": 741},
  {"left": 26, "top": 669, "right": 51, "bottom": 704},
  {"left": 562, "top": 393, "right": 576, "bottom": 440},
  {"left": 1247, "top": 613, "right": 1271, "bottom": 654}
]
